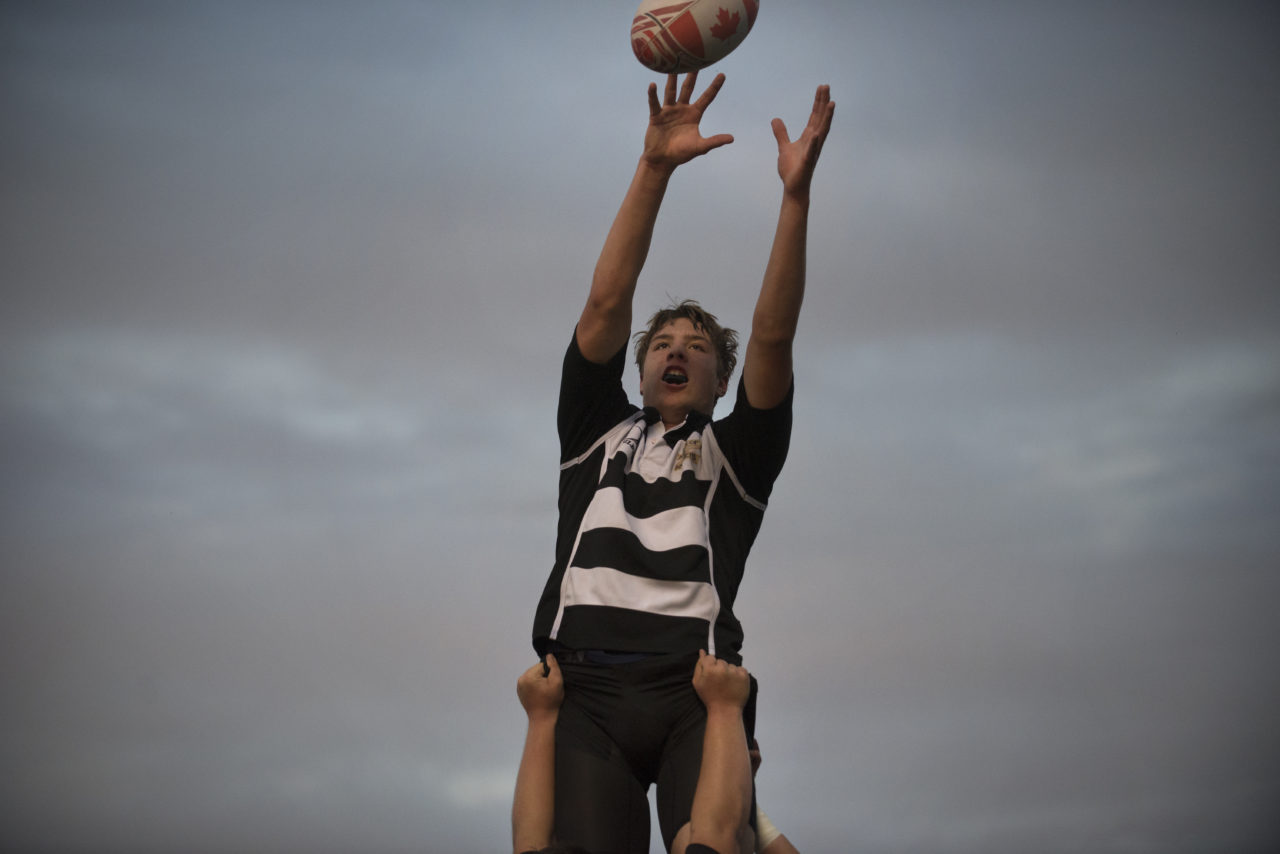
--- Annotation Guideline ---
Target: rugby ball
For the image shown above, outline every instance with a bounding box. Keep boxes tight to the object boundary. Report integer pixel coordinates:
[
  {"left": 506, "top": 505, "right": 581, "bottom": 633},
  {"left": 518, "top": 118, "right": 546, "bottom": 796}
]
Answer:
[{"left": 631, "top": 0, "right": 760, "bottom": 74}]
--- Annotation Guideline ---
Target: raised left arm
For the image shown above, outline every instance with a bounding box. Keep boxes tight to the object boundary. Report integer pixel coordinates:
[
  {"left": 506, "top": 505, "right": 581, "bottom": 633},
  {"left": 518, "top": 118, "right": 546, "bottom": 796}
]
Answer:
[{"left": 742, "top": 85, "right": 835, "bottom": 410}]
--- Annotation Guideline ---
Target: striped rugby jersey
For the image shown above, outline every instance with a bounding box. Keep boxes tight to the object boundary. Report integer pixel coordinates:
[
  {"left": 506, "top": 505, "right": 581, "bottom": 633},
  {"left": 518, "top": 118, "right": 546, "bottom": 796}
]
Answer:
[{"left": 532, "top": 334, "right": 791, "bottom": 664}]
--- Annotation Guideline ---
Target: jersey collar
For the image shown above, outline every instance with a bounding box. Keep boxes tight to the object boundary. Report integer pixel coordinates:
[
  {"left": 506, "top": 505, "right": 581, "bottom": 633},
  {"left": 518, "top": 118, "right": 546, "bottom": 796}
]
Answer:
[{"left": 641, "top": 407, "right": 711, "bottom": 445}]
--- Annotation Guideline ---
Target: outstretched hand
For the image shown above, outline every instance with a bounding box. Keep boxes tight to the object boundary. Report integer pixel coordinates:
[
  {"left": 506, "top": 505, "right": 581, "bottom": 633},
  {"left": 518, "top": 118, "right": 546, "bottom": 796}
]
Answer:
[
  {"left": 517, "top": 654, "right": 563, "bottom": 721},
  {"left": 773, "top": 84, "right": 835, "bottom": 199},
  {"left": 643, "top": 72, "right": 735, "bottom": 170}
]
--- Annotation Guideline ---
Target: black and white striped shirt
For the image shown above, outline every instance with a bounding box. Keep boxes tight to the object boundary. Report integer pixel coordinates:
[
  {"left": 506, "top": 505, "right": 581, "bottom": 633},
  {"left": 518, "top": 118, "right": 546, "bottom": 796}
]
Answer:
[{"left": 532, "top": 334, "right": 791, "bottom": 664}]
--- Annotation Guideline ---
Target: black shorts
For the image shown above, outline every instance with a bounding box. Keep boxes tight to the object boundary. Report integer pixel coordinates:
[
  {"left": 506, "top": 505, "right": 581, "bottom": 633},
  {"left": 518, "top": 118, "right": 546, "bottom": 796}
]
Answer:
[{"left": 550, "top": 647, "right": 757, "bottom": 854}]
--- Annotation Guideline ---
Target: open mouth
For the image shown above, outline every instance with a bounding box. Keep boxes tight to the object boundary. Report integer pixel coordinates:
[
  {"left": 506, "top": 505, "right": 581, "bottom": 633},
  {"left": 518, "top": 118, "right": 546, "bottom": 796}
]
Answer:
[{"left": 661, "top": 369, "right": 688, "bottom": 386}]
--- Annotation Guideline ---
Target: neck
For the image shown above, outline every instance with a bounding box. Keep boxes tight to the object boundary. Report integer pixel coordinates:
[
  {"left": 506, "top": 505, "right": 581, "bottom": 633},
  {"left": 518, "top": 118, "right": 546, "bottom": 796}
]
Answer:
[
  {"left": 643, "top": 397, "right": 716, "bottom": 430},
  {"left": 653, "top": 403, "right": 706, "bottom": 430}
]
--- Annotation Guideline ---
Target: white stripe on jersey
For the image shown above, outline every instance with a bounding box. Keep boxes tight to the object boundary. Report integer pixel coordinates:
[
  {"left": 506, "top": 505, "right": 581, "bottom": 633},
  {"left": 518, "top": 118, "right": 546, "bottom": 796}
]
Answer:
[{"left": 578, "top": 486, "right": 710, "bottom": 554}]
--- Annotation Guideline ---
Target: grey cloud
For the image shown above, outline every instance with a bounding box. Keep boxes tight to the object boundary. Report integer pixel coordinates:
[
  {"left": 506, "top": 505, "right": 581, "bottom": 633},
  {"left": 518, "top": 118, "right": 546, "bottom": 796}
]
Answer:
[{"left": 3, "top": 3, "right": 1278, "bottom": 852}]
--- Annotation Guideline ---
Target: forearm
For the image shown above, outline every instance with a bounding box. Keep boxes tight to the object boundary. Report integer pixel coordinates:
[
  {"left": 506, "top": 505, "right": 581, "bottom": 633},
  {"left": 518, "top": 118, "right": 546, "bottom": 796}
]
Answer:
[
  {"left": 754, "top": 193, "right": 809, "bottom": 346},
  {"left": 743, "top": 193, "right": 809, "bottom": 408},
  {"left": 511, "top": 714, "right": 557, "bottom": 854},
  {"left": 689, "top": 705, "right": 753, "bottom": 850},
  {"left": 579, "top": 158, "right": 674, "bottom": 362}
]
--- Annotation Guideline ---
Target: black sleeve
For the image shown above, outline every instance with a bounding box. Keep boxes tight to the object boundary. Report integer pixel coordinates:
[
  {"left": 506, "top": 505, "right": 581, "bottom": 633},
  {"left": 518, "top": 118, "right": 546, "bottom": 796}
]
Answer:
[
  {"left": 557, "top": 329, "right": 638, "bottom": 462},
  {"left": 713, "top": 375, "right": 794, "bottom": 502}
]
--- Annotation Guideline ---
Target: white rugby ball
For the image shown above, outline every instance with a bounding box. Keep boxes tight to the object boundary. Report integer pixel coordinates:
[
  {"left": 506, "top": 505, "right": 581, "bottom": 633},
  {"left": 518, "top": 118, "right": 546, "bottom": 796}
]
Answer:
[{"left": 631, "top": 0, "right": 760, "bottom": 74}]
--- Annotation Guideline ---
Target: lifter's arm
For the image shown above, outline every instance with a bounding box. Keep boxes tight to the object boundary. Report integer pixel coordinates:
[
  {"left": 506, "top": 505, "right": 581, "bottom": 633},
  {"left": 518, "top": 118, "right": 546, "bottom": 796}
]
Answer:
[
  {"left": 511, "top": 654, "right": 563, "bottom": 854},
  {"left": 673, "top": 651, "right": 754, "bottom": 854}
]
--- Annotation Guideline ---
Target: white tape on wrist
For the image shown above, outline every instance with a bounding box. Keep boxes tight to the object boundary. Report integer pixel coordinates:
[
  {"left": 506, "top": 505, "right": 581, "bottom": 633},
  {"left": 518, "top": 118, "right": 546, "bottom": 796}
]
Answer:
[{"left": 755, "top": 804, "right": 781, "bottom": 851}]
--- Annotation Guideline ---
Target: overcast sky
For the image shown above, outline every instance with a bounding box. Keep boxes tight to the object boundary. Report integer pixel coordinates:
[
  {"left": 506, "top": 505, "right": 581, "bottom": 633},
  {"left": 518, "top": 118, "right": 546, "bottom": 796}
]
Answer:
[{"left": 3, "top": 2, "right": 1278, "bottom": 852}]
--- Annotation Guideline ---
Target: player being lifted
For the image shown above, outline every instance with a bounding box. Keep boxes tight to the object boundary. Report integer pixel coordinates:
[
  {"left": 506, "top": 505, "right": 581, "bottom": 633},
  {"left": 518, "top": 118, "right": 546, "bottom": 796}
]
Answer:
[{"left": 530, "top": 71, "right": 833, "bottom": 853}]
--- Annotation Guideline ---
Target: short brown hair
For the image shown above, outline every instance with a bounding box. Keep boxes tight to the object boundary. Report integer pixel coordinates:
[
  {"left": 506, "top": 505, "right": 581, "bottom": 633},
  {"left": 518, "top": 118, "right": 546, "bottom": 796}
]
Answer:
[{"left": 633, "top": 299, "right": 739, "bottom": 384}]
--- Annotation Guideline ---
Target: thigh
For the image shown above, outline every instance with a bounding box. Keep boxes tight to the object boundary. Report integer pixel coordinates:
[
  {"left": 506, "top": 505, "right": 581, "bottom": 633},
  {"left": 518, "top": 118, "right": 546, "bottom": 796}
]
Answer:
[
  {"left": 655, "top": 701, "right": 705, "bottom": 853},
  {"left": 555, "top": 700, "right": 651, "bottom": 854}
]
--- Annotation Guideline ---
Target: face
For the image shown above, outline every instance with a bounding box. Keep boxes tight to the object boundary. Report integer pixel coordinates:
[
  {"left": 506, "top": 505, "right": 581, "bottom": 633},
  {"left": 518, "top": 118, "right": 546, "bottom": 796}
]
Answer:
[{"left": 639, "top": 318, "right": 728, "bottom": 424}]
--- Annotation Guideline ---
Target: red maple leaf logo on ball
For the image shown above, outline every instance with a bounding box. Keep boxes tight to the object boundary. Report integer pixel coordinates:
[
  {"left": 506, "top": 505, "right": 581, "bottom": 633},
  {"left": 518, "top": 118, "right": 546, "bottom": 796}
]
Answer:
[{"left": 710, "top": 8, "right": 740, "bottom": 40}]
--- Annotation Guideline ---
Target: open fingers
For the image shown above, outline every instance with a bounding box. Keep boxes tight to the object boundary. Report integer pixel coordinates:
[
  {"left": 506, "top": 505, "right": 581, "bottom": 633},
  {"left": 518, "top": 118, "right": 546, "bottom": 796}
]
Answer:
[
  {"left": 808, "top": 84, "right": 835, "bottom": 143},
  {"left": 656, "top": 71, "right": 726, "bottom": 115},
  {"left": 692, "top": 72, "right": 727, "bottom": 111},
  {"left": 810, "top": 84, "right": 831, "bottom": 117},
  {"left": 771, "top": 116, "right": 790, "bottom": 147},
  {"left": 698, "top": 132, "right": 734, "bottom": 153},
  {"left": 664, "top": 72, "right": 679, "bottom": 106},
  {"left": 678, "top": 69, "right": 698, "bottom": 103}
]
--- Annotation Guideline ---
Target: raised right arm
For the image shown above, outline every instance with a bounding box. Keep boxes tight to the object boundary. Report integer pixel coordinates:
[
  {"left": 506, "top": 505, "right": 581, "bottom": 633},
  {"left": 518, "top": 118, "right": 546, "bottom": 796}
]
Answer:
[{"left": 576, "top": 72, "right": 734, "bottom": 363}]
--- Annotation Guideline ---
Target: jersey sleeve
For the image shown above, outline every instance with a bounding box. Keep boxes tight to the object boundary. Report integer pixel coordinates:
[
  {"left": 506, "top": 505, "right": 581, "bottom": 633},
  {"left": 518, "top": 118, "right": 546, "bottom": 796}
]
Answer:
[
  {"left": 558, "top": 329, "right": 638, "bottom": 462},
  {"left": 714, "top": 374, "right": 794, "bottom": 502}
]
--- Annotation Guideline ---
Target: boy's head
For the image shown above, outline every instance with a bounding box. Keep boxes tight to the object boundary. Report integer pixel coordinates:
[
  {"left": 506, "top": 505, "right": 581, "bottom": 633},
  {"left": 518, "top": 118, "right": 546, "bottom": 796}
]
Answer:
[
  {"left": 634, "top": 299, "right": 738, "bottom": 383},
  {"left": 633, "top": 300, "right": 739, "bottom": 422}
]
